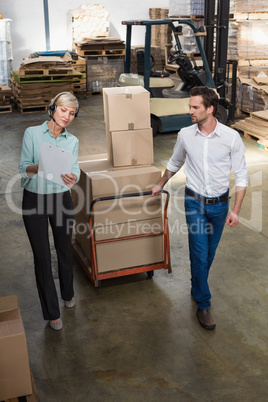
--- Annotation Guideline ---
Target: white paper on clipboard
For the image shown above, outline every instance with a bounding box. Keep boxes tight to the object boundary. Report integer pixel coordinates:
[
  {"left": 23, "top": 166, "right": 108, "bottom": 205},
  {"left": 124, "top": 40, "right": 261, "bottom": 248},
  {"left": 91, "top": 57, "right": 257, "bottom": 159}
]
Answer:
[{"left": 38, "top": 142, "right": 73, "bottom": 187}]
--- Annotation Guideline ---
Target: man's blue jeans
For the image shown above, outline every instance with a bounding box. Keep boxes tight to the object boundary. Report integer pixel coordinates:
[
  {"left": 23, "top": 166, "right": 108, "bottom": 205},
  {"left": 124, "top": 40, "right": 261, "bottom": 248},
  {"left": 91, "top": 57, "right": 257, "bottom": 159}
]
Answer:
[{"left": 184, "top": 188, "right": 229, "bottom": 310}]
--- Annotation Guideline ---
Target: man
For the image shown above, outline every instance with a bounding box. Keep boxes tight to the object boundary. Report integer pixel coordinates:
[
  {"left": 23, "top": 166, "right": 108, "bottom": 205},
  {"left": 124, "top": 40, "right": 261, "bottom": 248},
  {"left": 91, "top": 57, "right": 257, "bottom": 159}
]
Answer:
[{"left": 152, "top": 86, "right": 248, "bottom": 330}]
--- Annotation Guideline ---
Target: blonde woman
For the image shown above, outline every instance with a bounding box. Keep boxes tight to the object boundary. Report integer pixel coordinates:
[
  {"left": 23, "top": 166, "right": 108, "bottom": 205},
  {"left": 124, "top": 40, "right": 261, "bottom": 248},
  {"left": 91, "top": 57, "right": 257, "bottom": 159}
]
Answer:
[{"left": 19, "top": 92, "right": 80, "bottom": 331}]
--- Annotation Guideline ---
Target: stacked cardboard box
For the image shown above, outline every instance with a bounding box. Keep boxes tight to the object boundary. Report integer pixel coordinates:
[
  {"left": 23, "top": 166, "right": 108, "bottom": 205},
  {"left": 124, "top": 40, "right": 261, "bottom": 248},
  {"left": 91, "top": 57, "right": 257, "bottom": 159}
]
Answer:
[
  {"left": 236, "top": 77, "right": 268, "bottom": 113},
  {"left": 103, "top": 86, "right": 154, "bottom": 166},
  {"left": 234, "top": 0, "right": 267, "bottom": 12},
  {"left": 0, "top": 295, "right": 32, "bottom": 401},
  {"left": 73, "top": 166, "right": 163, "bottom": 272},
  {"left": 149, "top": 8, "right": 172, "bottom": 66},
  {"left": 73, "top": 86, "right": 164, "bottom": 278},
  {"left": 228, "top": 20, "right": 268, "bottom": 61}
]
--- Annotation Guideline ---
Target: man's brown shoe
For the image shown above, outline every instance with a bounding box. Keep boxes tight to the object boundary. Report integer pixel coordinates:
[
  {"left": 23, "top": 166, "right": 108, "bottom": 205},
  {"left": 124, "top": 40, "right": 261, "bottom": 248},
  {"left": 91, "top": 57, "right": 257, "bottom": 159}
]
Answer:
[{"left": 196, "top": 308, "right": 216, "bottom": 330}]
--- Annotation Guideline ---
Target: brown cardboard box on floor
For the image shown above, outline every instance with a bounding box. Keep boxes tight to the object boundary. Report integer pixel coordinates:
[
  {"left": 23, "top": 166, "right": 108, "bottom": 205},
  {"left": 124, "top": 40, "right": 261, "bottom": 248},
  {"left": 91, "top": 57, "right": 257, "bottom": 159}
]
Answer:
[{"left": 0, "top": 295, "right": 32, "bottom": 401}]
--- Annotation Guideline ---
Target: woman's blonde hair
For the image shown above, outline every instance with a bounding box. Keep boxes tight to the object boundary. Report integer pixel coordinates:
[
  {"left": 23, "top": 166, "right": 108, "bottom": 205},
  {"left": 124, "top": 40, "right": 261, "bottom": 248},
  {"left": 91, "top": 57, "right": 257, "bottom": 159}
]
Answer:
[{"left": 48, "top": 92, "right": 79, "bottom": 116}]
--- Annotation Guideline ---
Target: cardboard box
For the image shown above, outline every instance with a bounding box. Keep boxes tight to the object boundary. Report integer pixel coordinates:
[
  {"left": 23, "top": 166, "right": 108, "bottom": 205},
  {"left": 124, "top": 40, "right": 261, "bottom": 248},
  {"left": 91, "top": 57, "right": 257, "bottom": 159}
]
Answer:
[
  {"left": 0, "top": 295, "right": 32, "bottom": 401},
  {"left": 78, "top": 156, "right": 151, "bottom": 174},
  {"left": 74, "top": 216, "right": 163, "bottom": 271},
  {"left": 103, "top": 86, "right": 151, "bottom": 161},
  {"left": 72, "top": 165, "right": 162, "bottom": 217},
  {"left": 103, "top": 86, "right": 151, "bottom": 132},
  {"left": 96, "top": 234, "right": 163, "bottom": 273},
  {"left": 72, "top": 164, "right": 164, "bottom": 273},
  {"left": 111, "top": 128, "right": 154, "bottom": 167}
]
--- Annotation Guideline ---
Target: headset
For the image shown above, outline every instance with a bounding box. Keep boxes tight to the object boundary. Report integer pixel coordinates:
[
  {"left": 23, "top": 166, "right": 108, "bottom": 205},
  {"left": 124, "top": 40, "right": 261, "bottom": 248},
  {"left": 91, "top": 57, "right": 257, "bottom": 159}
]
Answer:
[{"left": 49, "top": 92, "right": 79, "bottom": 118}]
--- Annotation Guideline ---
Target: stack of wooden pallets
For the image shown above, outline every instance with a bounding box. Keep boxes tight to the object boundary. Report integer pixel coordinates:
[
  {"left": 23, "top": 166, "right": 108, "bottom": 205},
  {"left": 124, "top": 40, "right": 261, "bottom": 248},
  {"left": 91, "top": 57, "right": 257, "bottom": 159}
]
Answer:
[
  {"left": 29, "top": 51, "right": 87, "bottom": 96},
  {"left": 71, "top": 57, "right": 87, "bottom": 94},
  {"left": 11, "top": 56, "right": 84, "bottom": 113},
  {"left": 0, "top": 83, "right": 12, "bottom": 113},
  {"left": 73, "top": 38, "right": 125, "bottom": 58},
  {"left": 236, "top": 77, "right": 268, "bottom": 114},
  {"left": 233, "top": 110, "right": 268, "bottom": 151},
  {"left": 73, "top": 38, "right": 125, "bottom": 94}
]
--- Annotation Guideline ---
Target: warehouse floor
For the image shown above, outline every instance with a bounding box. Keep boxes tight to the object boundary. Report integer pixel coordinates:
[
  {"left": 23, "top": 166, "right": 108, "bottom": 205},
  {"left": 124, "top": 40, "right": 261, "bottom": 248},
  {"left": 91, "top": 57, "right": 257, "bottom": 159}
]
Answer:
[{"left": 1, "top": 95, "right": 268, "bottom": 402}]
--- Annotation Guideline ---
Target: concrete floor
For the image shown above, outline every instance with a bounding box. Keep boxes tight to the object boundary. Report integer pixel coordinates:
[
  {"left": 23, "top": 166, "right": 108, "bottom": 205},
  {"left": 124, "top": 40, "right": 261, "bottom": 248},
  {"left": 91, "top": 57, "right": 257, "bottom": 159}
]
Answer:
[{"left": 0, "top": 95, "right": 268, "bottom": 402}]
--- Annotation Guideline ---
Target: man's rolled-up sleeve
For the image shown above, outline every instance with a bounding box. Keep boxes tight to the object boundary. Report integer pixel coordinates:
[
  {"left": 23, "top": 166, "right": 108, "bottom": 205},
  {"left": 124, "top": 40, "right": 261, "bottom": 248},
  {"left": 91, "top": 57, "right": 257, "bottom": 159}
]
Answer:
[
  {"left": 166, "top": 132, "right": 186, "bottom": 173},
  {"left": 231, "top": 134, "right": 249, "bottom": 187}
]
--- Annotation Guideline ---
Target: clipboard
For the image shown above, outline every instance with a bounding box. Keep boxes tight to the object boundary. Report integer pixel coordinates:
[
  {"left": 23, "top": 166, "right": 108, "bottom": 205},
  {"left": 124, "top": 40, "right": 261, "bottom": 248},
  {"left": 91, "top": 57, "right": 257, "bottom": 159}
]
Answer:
[{"left": 38, "top": 142, "right": 73, "bottom": 187}]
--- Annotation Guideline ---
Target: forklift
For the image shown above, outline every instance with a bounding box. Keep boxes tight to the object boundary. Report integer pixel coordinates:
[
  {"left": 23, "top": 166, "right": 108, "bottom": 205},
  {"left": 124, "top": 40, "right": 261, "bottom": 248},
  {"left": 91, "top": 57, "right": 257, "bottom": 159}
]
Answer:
[{"left": 119, "top": 0, "right": 237, "bottom": 136}]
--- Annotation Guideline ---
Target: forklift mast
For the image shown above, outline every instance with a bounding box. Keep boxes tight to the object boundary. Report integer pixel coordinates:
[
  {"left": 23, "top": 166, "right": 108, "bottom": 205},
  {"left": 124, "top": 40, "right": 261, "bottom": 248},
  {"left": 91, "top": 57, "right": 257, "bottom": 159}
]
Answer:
[
  {"left": 205, "top": 0, "right": 230, "bottom": 95},
  {"left": 204, "top": 0, "right": 237, "bottom": 121}
]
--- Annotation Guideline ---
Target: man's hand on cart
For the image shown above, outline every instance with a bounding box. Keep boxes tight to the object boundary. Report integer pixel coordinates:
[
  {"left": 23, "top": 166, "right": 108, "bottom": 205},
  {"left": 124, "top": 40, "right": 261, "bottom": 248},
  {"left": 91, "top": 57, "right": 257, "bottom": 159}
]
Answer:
[{"left": 151, "top": 185, "right": 163, "bottom": 197}]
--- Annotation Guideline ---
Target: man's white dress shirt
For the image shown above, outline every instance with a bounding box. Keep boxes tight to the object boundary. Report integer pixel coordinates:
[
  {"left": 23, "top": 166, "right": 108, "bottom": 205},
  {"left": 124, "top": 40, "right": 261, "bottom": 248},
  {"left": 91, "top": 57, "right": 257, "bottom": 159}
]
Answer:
[{"left": 166, "top": 121, "right": 249, "bottom": 197}]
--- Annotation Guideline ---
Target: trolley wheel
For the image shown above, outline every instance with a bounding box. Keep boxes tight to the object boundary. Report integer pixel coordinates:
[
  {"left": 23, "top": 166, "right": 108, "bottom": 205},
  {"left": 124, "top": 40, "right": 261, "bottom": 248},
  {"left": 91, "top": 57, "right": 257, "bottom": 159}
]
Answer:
[{"left": 147, "top": 270, "right": 154, "bottom": 279}]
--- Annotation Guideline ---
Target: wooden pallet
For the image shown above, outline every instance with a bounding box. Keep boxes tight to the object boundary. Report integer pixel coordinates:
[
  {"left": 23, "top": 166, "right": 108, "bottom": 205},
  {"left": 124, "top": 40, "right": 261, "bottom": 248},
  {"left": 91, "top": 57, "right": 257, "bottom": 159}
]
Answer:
[
  {"left": 235, "top": 59, "right": 268, "bottom": 67},
  {"left": 233, "top": 11, "right": 268, "bottom": 21},
  {"left": 233, "top": 126, "right": 268, "bottom": 142},
  {"left": 74, "top": 40, "right": 125, "bottom": 51},
  {"left": 233, "top": 112, "right": 268, "bottom": 141},
  {"left": 86, "top": 90, "right": 103, "bottom": 97},
  {"left": 168, "top": 14, "right": 204, "bottom": 20},
  {"left": 73, "top": 65, "right": 86, "bottom": 73},
  {"left": 243, "top": 131, "right": 262, "bottom": 141},
  {"left": 16, "top": 98, "right": 50, "bottom": 107},
  {"left": 12, "top": 70, "right": 83, "bottom": 83},
  {"left": 0, "top": 104, "right": 12, "bottom": 113},
  {"left": 76, "top": 49, "right": 125, "bottom": 57},
  {"left": 18, "top": 68, "right": 74, "bottom": 76},
  {"left": 10, "top": 76, "right": 75, "bottom": 93},
  {"left": 233, "top": 124, "right": 268, "bottom": 140},
  {"left": 73, "top": 82, "right": 87, "bottom": 91},
  {"left": 16, "top": 103, "right": 48, "bottom": 114}
]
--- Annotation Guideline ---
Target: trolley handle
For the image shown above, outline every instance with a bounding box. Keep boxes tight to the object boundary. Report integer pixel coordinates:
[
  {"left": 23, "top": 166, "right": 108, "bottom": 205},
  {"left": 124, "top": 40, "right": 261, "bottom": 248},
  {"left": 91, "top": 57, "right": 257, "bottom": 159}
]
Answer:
[{"left": 90, "top": 190, "right": 169, "bottom": 213}]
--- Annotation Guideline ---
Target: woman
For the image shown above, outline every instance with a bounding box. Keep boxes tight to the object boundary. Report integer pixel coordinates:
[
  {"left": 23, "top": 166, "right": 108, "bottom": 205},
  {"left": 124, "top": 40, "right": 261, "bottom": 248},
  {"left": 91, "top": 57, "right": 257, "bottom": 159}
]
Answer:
[{"left": 19, "top": 92, "right": 80, "bottom": 331}]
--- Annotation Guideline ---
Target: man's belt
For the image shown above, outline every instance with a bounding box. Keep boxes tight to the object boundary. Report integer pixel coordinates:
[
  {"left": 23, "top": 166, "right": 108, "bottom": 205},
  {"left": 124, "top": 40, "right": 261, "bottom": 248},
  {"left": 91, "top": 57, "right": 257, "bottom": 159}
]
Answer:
[{"left": 185, "top": 187, "right": 230, "bottom": 205}]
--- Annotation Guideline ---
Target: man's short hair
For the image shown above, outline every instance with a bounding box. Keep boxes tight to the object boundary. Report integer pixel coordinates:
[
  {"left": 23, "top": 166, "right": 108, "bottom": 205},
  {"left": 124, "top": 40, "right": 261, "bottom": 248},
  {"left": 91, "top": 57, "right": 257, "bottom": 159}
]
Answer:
[{"left": 190, "top": 86, "right": 219, "bottom": 116}]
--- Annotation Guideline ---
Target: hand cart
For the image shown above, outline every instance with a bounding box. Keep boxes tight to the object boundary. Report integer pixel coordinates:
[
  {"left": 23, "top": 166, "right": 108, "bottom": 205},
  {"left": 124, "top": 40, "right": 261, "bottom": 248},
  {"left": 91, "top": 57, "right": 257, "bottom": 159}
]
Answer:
[{"left": 73, "top": 190, "right": 171, "bottom": 287}]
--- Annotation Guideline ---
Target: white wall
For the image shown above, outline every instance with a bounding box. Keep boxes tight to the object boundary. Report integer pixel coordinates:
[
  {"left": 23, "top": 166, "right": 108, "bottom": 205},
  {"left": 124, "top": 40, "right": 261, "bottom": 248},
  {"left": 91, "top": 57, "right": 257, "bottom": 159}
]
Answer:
[{"left": 1, "top": 0, "right": 169, "bottom": 69}]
